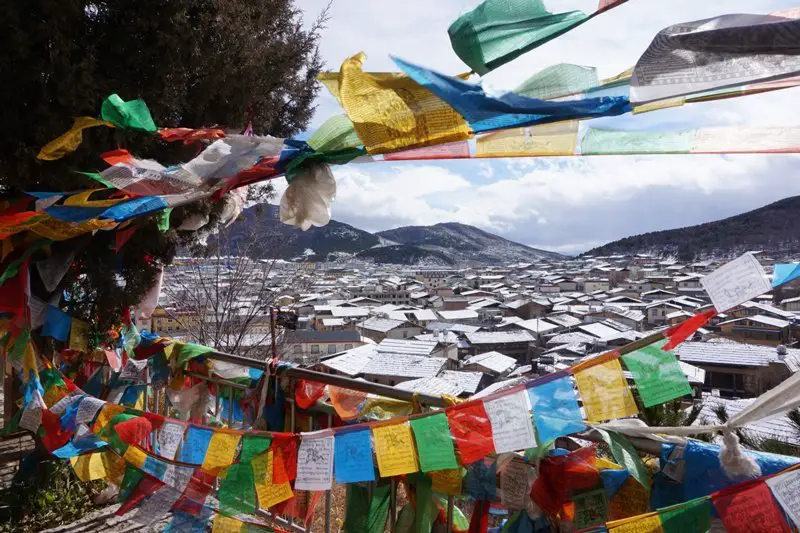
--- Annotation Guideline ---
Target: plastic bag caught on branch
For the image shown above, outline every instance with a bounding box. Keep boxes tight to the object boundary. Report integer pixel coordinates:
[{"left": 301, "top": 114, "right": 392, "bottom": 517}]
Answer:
[{"left": 279, "top": 163, "right": 336, "bottom": 230}]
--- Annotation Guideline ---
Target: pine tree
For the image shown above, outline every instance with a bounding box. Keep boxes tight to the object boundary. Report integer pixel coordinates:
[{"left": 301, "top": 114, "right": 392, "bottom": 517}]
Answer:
[{"left": 0, "top": 0, "right": 327, "bottom": 328}]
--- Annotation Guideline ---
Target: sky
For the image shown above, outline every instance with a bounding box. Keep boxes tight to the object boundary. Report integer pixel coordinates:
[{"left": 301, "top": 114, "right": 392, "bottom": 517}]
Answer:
[{"left": 287, "top": 0, "right": 800, "bottom": 255}]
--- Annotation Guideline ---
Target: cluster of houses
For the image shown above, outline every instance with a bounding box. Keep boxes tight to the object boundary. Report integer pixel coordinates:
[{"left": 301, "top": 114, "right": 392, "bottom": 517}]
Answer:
[{"left": 152, "top": 252, "right": 800, "bottom": 446}]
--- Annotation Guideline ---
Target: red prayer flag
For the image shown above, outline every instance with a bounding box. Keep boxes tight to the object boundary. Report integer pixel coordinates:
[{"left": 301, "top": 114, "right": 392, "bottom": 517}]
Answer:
[
  {"left": 172, "top": 470, "right": 215, "bottom": 515},
  {"left": 100, "top": 149, "right": 135, "bottom": 167},
  {"left": 157, "top": 127, "right": 226, "bottom": 144},
  {"left": 531, "top": 445, "right": 600, "bottom": 516},
  {"left": 468, "top": 499, "right": 490, "bottom": 533},
  {"left": 713, "top": 481, "right": 791, "bottom": 533},
  {"left": 114, "top": 416, "right": 153, "bottom": 446},
  {"left": 40, "top": 409, "right": 73, "bottom": 451},
  {"left": 116, "top": 474, "right": 165, "bottom": 516},
  {"left": 295, "top": 380, "right": 327, "bottom": 409},
  {"left": 271, "top": 433, "right": 298, "bottom": 483},
  {"left": 663, "top": 309, "right": 717, "bottom": 350},
  {"left": 114, "top": 226, "right": 137, "bottom": 252},
  {"left": 446, "top": 402, "right": 495, "bottom": 465}
]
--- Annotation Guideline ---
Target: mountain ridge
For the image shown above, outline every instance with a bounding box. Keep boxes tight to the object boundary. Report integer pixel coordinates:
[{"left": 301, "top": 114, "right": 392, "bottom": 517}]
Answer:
[
  {"left": 584, "top": 196, "right": 800, "bottom": 259},
  {"left": 222, "top": 205, "right": 563, "bottom": 265}
]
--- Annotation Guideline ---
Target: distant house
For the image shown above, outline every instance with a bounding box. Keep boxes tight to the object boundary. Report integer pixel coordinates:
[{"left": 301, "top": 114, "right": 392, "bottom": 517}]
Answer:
[
  {"left": 462, "top": 351, "right": 517, "bottom": 377},
  {"left": 780, "top": 296, "right": 800, "bottom": 312},
  {"left": 357, "top": 317, "right": 423, "bottom": 343},
  {"left": 674, "top": 341, "right": 800, "bottom": 397},
  {"left": 361, "top": 353, "right": 448, "bottom": 386},
  {"left": 463, "top": 330, "right": 536, "bottom": 363},
  {"left": 716, "top": 315, "right": 794, "bottom": 346},
  {"left": 502, "top": 298, "right": 552, "bottom": 319},
  {"left": 646, "top": 301, "right": 683, "bottom": 326},
  {"left": 284, "top": 330, "right": 364, "bottom": 364}
]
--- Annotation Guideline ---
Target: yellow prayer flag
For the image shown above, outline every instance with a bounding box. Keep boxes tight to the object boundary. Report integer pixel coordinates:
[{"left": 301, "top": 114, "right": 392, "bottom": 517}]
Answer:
[
  {"left": 476, "top": 121, "right": 579, "bottom": 157},
  {"left": 201, "top": 430, "right": 241, "bottom": 475},
  {"left": 212, "top": 514, "right": 245, "bottom": 533},
  {"left": 43, "top": 385, "right": 69, "bottom": 408},
  {"left": 92, "top": 404, "right": 125, "bottom": 434},
  {"left": 574, "top": 358, "right": 638, "bottom": 422},
  {"left": 101, "top": 451, "right": 127, "bottom": 485},
  {"left": 37, "top": 117, "right": 115, "bottom": 161},
  {"left": 22, "top": 342, "right": 39, "bottom": 386},
  {"left": 29, "top": 216, "right": 117, "bottom": 241},
  {"left": 607, "top": 512, "right": 663, "bottom": 533},
  {"left": 372, "top": 422, "right": 419, "bottom": 478},
  {"left": 327, "top": 53, "right": 471, "bottom": 155},
  {"left": 253, "top": 450, "right": 294, "bottom": 509},
  {"left": 70, "top": 452, "right": 110, "bottom": 482},
  {"left": 633, "top": 97, "right": 686, "bottom": 115},
  {"left": 359, "top": 396, "right": 413, "bottom": 420},
  {"left": 596, "top": 457, "right": 624, "bottom": 471},
  {"left": 62, "top": 189, "right": 126, "bottom": 208},
  {"left": 123, "top": 446, "right": 148, "bottom": 469},
  {"left": 69, "top": 319, "right": 91, "bottom": 353},
  {"left": 431, "top": 468, "right": 463, "bottom": 495}
]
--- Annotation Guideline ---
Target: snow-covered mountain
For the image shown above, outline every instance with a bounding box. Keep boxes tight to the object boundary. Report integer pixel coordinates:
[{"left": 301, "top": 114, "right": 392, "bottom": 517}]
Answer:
[{"left": 222, "top": 206, "right": 562, "bottom": 265}]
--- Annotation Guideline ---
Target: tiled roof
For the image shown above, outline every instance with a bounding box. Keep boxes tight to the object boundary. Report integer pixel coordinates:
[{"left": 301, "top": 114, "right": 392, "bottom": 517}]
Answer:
[
  {"left": 464, "top": 330, "right": 535, "bottom": 344},
  {"left": 425, "top": 321, "right": 481, "bottom": 334},
  {"left": 358, "top": 317, "right": 407, "bottom": 333},
  {"left": 394, "top": 377, "right": 463, "bottom": 396},
  {"left": 362, "top": 354, "right": 447, "bottom": 378},
  {"left": 438, "top": 370, "right": 484, "bottom": 394},
  {"left": 463, "top": 351, "right": 517, "bottom": 374},
  {"left": 674, "top": 341, "right": 800, "bottom": 370},
  {"left": 377, "top": 338, "right": 438, "bottom": 356},
  {"left": 517, "top": 318, "right": 559, "bottom": 334},
  {"left": 437, "top": 310, "right": 480, "bottom": 321},
  {"left": 692, "top": 396, "right": 800, "bottom": 445},
  {"left": 318, "top": 344, "right": 375, "bottom": 376}
]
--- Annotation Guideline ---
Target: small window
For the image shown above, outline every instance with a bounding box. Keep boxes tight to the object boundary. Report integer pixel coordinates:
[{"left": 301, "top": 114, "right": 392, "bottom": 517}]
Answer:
[
  {"left": 327, "top": 344, "right": 337, "bottom": 354},
  {"left": 402, "top": 330, "right": 408, "bottom": 338},
  {"left": 344, "top": 344, "right": 353, "bottom": 350}
]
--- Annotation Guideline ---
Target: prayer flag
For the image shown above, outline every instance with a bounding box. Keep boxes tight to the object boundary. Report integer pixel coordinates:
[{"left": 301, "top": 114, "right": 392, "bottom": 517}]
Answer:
[
  {"left": 446, "top": 402, "right": 495, "bottom": 465},
  {"left": 409, "top": 413, "right": 458, "bottom": 472},
  {"left": 574, "top": 357, "right": 638, "bottom": 422},
  {"left": 713, "top": 481, "right": 791, "bottom": 533},
  {"left": 659, "top": 497, "right": 711, "bottom": 533},
  {"left": 253, "top": 450, "right": 294, "bottom": 509},
  {"left": 334, "top": 428, "right": 375, "bottom": 483},
  {"left": 773, "top": 263, "right": 800, "bottom": 288},
  {"left": 219, "top": 463, "right": 257, "bottom": 515},
  {"left": 37, "top": 117, "right": 115, "bottom": 161},
  {"left": 527, "top": 377, "right": 586, "bottom": 444},
  {"left": 325, "top": 53, "right": 470, "bottom": 155},
  {"left": 201, "top": 430, "right": 241, "bottom": 475},
  {"left": 179, "top": 425, "right": 214, "bottom": 465},
  {"left": 372, "top": 422, "right": 419, "bottom": 477},
  {"left": 622, "top": 341, "right": 692, "bottom": 407},
  {"left": 484, "top": 391, "right": 537, "bottom": 453},
  {"left": 100, "top": 94, "right": 157, "bottom": 132},
  {"left": 42, "top": 306, "right": 72, "bottom": 341},
  {"left": 295, "top": 432, "right": 335, "bottom": 491}
]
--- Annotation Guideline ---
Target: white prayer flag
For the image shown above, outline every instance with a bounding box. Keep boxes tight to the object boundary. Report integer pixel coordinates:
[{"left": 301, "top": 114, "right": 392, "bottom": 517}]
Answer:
[
  {"left": 700, "top": 253, "right": 771, "bottom": 312},
  {"left": 484, "top": 391, "right": 537, "bottom": 454}
]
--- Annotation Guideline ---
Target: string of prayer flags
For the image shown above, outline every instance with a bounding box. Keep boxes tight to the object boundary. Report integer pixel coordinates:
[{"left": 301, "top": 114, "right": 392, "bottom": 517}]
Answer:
[
  {"left": 447, "top": 0, "right": 625, "bottom": 75},
  {"left": 333, "top": 428, "right": 375, "bottom": 483},
  {"left": 446, "top": 402, "right": 495, "bottom": 465},
  {"left": 713, "top": 481, "right": 792, "bottom": 533},
  {"left": 483, "top": 390, "right": 537, "bottom": 453},
  {"left": 201, "top": 430, "right": 241, "bottom": 475},
  {"left": 631, "top": 14, "right": 800, "bottom": 104},
  {"left": 392, "top": 56, "right": 631, "bottom": 133},
  {"left": 372, "top": 422, "right": 419, "bottom": 477},
  {"left": 527, "top": 376, "right": 586, "bottom": 443},
  {"left": 409, "top": 413, "right": 458, "bottom": 473},
  {"left": 573, "top": 357, "right": 638, "bottom": 422},
  {"left": 253, "top": 450, "right": 294, "bottom": 509},
  {"left": 772, "top": 263, "right": 800, "bottom": 288},
  {"left": 295, "top": 431, "right": 335, "bottom": 491},
  {"left": 622, "top": 341, "right": 692, "bottom": 407},
  {"left": 323, "top": 53, "right": 470, "bottom": 155}
]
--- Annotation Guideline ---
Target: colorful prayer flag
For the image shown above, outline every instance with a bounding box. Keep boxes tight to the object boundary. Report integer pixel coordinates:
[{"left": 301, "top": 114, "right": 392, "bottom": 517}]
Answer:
[
  {"left": 409, "top": 413, "right": 459, "bottom": 472},
  {"left": 574, "top": 357, "right": 638, "bottom": 422},
  {"left": 372, "top": 422, "right": 419, "bottom": 477}
]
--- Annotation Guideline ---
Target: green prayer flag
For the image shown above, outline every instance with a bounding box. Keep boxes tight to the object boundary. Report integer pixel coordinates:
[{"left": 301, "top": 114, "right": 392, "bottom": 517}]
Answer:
[
  {"left": 622, "top": 340, "right": 693, "bottom": 407},
  {"left": 659, "top": 497, "right": 711, "bottom": 533},
  {"left": 77, "top": 171, "right": 114, "bottom": 188},
  {"left": 156, "top": 207, "right": 173, "bottom": 232},
  {"left": 580, "top": 128, "right": 694, "bottom": 155},
  {"left": 413, "top": 473, "right": 436, "bottom": 533},
  {"left": 219, "top": 463, "right": 257, "bottom": 515},
  {"left": 172, "top": 342, "right": 216, "bottom": 366},
  {"left": 119, "top": 464, "right": 145, "bottom": 503},
  {"left": 410, "top": 413, "right": 458, "bottom": 472},
  {"left": 0, "top": 239, "right": 51, "bottom": 287},
  {"left": 344, "top": 482, "right": 391, "bottom": 533},
  {"left": 595, "top": 429, "right": 649, "bottom": 491},
  {"left": 515, "top": 64, "right": 600, "bottom": 100},
  {"left": 308, "top": 115, "right": 363, "bottom": 152},
  {"left": 284, "top": 147, "right": 366, "bottom": 183},
  {"left": 240, "top": 435, "right": 272, "bottom": 463},
  {"left": 572, "top": 489, "right": 608, "bottom": 529},
  {"left": 9, "top": 329, "right": 31, "bottom": 362},
  {"left": 100, "top": 94, "right": 157, "bottom": 133},
  {"left": 448, "top": 0, "right": 589, "bottom": 75}
]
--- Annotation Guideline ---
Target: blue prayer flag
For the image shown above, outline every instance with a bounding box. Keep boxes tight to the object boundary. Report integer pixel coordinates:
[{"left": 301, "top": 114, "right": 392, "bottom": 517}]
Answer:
[
  {"left": 179, "top": 425, "right": 214, "bottom": 465},
  {"left": 392, "top": 56, "right": 631, "bottom": 133},
  {"left": 527, "top": 377, "right": 586, "bottom": 444},
  {"left": 772, "top": 263, "right": 800, "bottom": 288},
  {"left": 42, "top": 305, "right": 71, "bottom": 341},
  {"left": 334, "top": 429, "right": 375, "bottom": 483}
]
